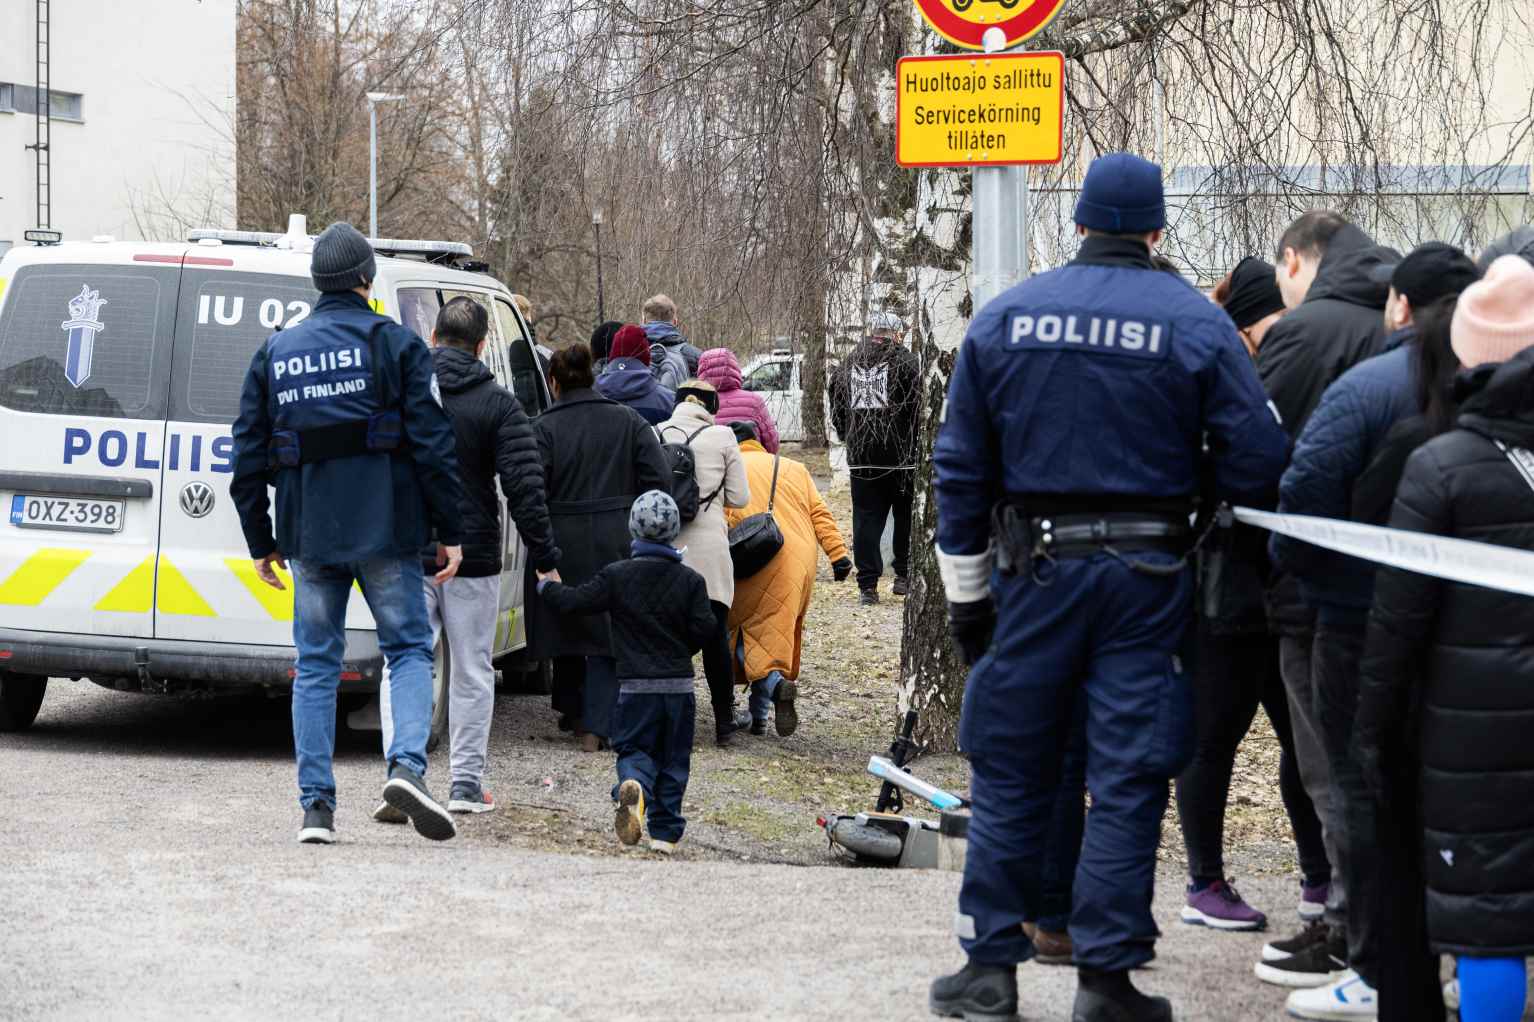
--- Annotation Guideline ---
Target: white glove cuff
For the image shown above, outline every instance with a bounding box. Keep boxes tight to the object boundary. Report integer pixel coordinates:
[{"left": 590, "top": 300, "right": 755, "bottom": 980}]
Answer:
[{"left": 937, "top": 545, "right": 993, "bottom": 603}]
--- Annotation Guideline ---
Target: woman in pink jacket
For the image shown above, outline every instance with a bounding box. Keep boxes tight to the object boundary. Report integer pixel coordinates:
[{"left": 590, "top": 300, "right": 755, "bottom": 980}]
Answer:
[{"left": 697, "top": 348, "right": 781, "bottom": 454}]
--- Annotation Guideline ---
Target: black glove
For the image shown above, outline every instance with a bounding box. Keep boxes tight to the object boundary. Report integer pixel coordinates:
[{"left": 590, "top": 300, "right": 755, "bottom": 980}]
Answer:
[
  {"left": 832, "top": 557, "right": 853, "bottom": 582},
  {"left": 947, "top": 598, "right": 996, "bottom": 666}
]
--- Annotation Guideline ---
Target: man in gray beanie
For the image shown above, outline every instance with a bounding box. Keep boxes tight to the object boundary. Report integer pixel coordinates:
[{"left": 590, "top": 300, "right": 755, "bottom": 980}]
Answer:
[
  {"left": 230, "top": 221, "right": 467, "bottom": 846},
  {"left": 535, "top": 490, "right": 715, "bottom": 853}
]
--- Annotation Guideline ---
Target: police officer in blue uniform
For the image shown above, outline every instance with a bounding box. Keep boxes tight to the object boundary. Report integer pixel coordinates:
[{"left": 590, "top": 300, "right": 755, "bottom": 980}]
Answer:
[
  {"left": 928, "top": 155, "right": 1290, "bottom": 1021},
  {"left": 231, "top": 222, "right": 468, "bottom": 846}
]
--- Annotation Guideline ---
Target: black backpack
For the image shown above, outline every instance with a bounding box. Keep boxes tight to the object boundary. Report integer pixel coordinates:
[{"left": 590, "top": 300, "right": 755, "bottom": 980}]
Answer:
[{"left": 659, "top": 424, "right": 725, "bottom": 523}]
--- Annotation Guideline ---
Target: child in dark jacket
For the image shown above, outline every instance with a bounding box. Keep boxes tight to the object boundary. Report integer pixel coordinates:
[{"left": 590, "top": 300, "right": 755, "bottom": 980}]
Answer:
[{"left": 537, "top": 490, "right": 715, "bottom": 852}]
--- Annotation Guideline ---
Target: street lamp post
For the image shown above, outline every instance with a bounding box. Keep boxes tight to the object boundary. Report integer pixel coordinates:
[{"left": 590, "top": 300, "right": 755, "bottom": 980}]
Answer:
[
  {"left": 592, "top": 209, "right": 606, "bottom": 323},
  {"left": 366, "top": 92, "right": 406, "bottom": 238}
]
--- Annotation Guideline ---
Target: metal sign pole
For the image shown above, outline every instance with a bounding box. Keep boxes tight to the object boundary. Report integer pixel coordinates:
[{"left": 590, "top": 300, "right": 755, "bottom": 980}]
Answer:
[{"left": 970, "top": 32, "right": 1029, "bottom": 310}]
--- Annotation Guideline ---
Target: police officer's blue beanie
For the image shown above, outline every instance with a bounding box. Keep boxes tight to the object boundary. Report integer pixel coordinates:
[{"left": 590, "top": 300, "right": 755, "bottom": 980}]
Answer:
[
  {"left": 311, "top": 222, "right": 378, "bottom": 293},
  {"left": 1074, "top": 154, "right": 1166, "bottom": 234}
]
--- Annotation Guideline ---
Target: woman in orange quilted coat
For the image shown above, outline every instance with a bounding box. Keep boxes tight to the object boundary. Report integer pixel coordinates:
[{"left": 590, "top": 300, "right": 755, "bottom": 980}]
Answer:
[{"left": 724, "top": 423, "right": 852, "bottom": 737}]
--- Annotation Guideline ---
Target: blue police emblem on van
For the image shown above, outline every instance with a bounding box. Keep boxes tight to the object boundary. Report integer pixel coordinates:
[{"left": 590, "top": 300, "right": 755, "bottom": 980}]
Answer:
[{"left": 61, "top": 285, "right": 108, "bottom": 388}]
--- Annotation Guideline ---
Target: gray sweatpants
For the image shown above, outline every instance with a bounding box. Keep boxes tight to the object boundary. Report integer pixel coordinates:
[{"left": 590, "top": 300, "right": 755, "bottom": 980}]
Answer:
[
  {"left": 1279, "top": 634, "right": 1347, "bottom": 931},
  {"left": 381, "top": 574, "right": 501, "bottom": 787}
]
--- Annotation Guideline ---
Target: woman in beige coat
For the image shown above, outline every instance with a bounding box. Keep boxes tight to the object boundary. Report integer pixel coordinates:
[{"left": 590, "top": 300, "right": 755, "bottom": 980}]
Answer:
[{"left": 657, "top": 381, "right": 752, "bottom": 745}]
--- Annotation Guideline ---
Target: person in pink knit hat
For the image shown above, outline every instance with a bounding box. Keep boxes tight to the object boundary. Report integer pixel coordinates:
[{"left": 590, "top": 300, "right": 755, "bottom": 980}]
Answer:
[
  {"left": 1354, "top": 250, "right": 1534, "bottom": 1022},
  {"left": 1451, "top": 254, "right": 1534, "bottom": 367}
]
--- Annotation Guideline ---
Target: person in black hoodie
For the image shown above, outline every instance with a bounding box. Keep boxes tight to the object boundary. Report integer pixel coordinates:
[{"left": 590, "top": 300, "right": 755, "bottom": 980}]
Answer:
[
  {"left": 829, "top": 311, "right": 920, "bottom": 605},
  {"left": 1355, "top": 255, "right": 1534, "bottom": 1022},
  {"left": 1271, "top": 246, "right": 1480, "bottom": 1019},
  {"left": 1247, "top": 213, "right": 1398, "bottom": 1002},
  {"left": 375, "top": 297, "right": 560, "bottom": 819}
]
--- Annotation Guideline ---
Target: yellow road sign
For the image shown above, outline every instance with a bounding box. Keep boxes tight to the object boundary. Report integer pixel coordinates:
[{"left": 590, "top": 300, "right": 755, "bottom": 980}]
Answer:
[{"left": 896, "top": 52, "right": 1064, "bottom": 167}]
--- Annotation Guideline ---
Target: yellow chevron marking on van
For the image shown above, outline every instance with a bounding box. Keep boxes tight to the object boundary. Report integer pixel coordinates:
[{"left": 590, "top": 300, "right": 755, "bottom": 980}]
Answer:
[
  {"left": 0, "top": 548, "right": 91, "bottom": 606},
  {"left": 226, "top": 558, "right": 295, "bottom": 621},
  {"left": 95, "top": 555, "right": 155, "bottom": 613},
  {"left": 155, "top": 559, "right": 216, "bottom": 617},
  {"left": 0, "top": 278, "right": 8, "bottom": 304}
]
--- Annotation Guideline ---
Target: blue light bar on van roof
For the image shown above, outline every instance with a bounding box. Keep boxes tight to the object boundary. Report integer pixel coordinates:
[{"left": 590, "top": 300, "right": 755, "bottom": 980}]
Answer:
[{"left": 187, "top": 229, "right": 472, "bottom": 260}]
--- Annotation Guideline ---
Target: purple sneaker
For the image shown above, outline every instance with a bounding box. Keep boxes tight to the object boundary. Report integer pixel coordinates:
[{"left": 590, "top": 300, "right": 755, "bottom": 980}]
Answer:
[
  {"left": 1298, "top": 881, "right": 1329, "bottom": 921},
  {"left": 1179, "top": 879, "right": 1268, "bottom": 931}
]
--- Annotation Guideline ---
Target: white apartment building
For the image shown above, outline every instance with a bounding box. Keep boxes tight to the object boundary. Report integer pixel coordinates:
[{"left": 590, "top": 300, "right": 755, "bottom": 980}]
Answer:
[{"left": 0, "top": 0, "right": 236, "bottom": 255}]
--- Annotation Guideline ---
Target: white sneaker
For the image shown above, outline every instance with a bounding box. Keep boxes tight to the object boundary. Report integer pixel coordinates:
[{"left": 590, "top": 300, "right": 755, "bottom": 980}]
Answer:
[
  {"left": 648, "top": 839, "right": 676, "bottom": 855},
  {"left": 1442, "top": 978, "right": 1458, "bottom": 1012},
  {"left": 1285, "top": 970, "right": 1378, "bottom": 1019}
]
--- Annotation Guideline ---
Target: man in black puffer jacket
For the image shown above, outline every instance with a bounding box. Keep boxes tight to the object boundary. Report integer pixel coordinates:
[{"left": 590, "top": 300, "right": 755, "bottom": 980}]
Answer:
[
  {"left": 1356, "top": 256, "right": 1534, "bottom": 1020},
  {"left": 1248, "top": 213, "right": 1399, "bottom": 1001},
  {"left": 379, "top": 296, "right": 559, "bottom": 821}
]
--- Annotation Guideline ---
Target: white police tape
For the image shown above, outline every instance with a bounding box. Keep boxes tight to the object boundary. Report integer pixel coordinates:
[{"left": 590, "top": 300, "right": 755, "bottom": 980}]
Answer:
[{"left": 1233, "top": 507, "right": 1534, "bottom": 599}]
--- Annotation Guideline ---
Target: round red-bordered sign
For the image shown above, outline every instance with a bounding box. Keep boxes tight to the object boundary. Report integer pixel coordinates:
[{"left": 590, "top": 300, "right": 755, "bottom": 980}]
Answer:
[{"left": 913, "top": 0, "right": 1069, "bottom": 51}]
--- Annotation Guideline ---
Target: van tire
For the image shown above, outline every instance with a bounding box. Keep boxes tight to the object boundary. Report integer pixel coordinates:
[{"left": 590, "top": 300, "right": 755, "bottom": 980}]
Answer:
[
  {"left": 0, "top": 673, "right": 47, "bottom": 731},
  {"left": 427, "top": 639, "right": 449, "bottom": 753}
]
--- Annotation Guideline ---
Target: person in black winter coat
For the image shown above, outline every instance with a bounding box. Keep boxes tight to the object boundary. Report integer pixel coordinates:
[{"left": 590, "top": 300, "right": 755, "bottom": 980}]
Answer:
[
  {"left": 1173, "top": 257, "right": 1331, "bottom": 938},
  {"left": 529, "top": 344, "right": 670, "bottom": 748},
  {"left": 1242, "top": 213, "right": 1397, "bottom": 1005},
  {"left": 1268, "top": 246, "right": 1479, "bottom": 1018},
  {"left": 1356, "top": 256, "right": 1534, "bottom": 1022},
  {"left": 828, "top": 312, "right": 921, "bottom": 602},
  {"left": 376, "top": 297, "right": 561, "bottom": 817},
  {"left": 537, "top": 490, "right": 715, "bottom": 852}
]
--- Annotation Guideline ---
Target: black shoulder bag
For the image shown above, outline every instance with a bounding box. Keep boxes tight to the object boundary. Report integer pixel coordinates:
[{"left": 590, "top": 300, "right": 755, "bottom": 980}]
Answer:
[{"left": 728, "top": 448, "right": 784, "bottom": 579}]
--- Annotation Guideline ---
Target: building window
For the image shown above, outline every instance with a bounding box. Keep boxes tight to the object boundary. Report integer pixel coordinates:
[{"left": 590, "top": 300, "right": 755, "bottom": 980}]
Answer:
[{"left": 0, "top": 83, "right": 83, "bottom": 121}]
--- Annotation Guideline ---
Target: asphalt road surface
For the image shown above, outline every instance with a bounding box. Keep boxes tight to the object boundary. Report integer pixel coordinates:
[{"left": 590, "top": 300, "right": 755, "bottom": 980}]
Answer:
[{"left": 4, "top": 681, "right": 1338, "bottom": 1021}]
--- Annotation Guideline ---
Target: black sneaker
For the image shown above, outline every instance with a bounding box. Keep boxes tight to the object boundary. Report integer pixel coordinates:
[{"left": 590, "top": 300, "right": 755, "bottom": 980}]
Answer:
[
  {"left": 716, "top": 710, "right": 752, "bottom": 747},
  {"left": 447, "top": 782, "right": 496, "bottom": 815},
  {"left": 1252, "top": 934, "right": 1345, "bottom": 988},
  {"left": 892, "top": 576, "right": 910, "bottom": 596},
  {"left": 382, "top": 763, "right": 457, "bottom": 842},
  {"left": 1073, "top": 969, "right": 1170, "bottom": 1022},
  {"left": 1262, "top": 919, "right": 1328, "bottom": 962},
  {"left": 860, "top": 588, "right": 880, "bottom": 607},
  {"left": 298, "top": 804, "right": 335, "bottom": 844},
  {"left": 929, "top": 960, "right": 1019, "bottom": 1021}
]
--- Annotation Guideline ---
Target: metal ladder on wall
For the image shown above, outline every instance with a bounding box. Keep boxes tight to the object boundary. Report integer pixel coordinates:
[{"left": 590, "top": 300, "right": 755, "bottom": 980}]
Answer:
[{"left": 23, "top": 0, "right": 51, "bottom": 230}]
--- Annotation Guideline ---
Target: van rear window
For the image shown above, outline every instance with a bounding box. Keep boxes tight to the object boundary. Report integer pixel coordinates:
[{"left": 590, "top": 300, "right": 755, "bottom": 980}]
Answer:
[
  {"left": 0, "top": 264, "right": 173, "bottom": 419},
  {"left": 171, "top": 271, "right": 318, "bottom": 424}
]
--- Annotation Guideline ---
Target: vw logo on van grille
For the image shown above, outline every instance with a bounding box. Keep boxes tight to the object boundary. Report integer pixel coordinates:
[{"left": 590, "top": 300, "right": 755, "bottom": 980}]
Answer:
[{"left": 179, "top": 481, "right": 215, "bottom": 519}]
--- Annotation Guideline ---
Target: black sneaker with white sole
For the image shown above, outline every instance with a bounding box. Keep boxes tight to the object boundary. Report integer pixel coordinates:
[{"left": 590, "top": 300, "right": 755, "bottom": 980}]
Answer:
[
  {"left": 1262, "top": 919, "right": 1328, "bottom": 962},
  {"left": 447, "top": 782, "right": 496, "bottom": 814},
  {"left": 1252, "top": 936, "right": 1345, "bottom": 988},
  {"left": 381, "top": 763, "right": 457, "bottom": 841},
  {"left": 298, "top": 804, "right": 335, "bottom": 844}
]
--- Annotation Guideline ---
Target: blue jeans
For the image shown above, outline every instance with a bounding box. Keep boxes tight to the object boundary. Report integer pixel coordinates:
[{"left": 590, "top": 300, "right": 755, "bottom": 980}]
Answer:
[
  {"left": 735, "top": 635, "right": 782, "bottom": 723},
  {"left": 291, "top": 558, "right": 434, "bottom": 810},
  {"left": 611, "top": 692, "right": 695, "bottom": 843}
]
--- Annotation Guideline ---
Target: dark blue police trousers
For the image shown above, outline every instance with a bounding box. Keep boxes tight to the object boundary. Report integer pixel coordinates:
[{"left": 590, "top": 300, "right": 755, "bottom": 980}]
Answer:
[{"left": 958, "top": 552, "right": 1194, "bottom": 973}]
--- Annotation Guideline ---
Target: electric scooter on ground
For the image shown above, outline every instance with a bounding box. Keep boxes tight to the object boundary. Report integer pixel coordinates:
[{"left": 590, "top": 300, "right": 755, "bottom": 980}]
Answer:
[{"left": 819, "top": 711, "right": 972, "bottom": 869}]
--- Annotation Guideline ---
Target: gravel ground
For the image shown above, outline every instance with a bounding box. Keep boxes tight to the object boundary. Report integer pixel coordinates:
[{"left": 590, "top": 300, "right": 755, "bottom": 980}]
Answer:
[{"left": 0, "top": 445, "right": 1404, "bottom": 1020}]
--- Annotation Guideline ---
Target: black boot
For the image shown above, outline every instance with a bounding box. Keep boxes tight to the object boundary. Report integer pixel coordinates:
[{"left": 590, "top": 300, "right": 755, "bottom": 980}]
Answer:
[
  {"left": 1071, "top": 969, "right": 1171, "bottom": 1022},
  {"left": 928, "top": 960, "right": 1019, "bottom": 1021}
]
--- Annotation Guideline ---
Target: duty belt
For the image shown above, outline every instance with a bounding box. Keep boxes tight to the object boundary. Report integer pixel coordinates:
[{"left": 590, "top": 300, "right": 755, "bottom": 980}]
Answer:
[{"left": 993, "top": 505, "right": 1196, "bottom": 582}]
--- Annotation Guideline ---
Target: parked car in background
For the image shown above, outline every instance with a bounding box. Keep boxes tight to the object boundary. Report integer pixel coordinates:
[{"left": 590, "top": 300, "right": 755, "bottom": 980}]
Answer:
[{"left": 739, "top": 349, "right": 839, "bottom": 444}]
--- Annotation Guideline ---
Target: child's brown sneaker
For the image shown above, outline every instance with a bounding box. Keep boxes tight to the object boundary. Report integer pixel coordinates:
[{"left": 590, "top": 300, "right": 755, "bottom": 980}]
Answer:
[{"left": 615, "top": 779, "right": 645, "bottom": 846}]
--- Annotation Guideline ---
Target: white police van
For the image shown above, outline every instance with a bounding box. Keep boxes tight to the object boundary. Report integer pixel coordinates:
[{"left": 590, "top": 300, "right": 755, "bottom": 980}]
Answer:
[{"left": 0, "top": 218, "right": 549, "bottom": 747}]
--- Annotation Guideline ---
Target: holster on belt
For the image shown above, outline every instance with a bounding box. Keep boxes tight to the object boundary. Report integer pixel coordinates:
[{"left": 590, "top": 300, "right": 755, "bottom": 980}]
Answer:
[{"left": 991, "top": 504, "right": 1033, "bottom": 577}]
